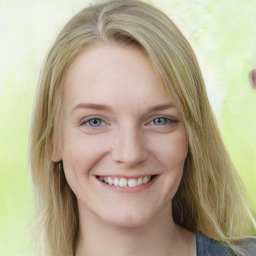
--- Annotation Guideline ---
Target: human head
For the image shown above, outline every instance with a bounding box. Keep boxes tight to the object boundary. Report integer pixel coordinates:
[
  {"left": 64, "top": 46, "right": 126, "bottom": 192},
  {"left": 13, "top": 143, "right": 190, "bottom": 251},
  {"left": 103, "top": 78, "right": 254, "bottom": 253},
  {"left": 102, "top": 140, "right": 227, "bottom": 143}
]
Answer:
[{"left": 30, "top": 0, "right": 249, "bottom": 255}]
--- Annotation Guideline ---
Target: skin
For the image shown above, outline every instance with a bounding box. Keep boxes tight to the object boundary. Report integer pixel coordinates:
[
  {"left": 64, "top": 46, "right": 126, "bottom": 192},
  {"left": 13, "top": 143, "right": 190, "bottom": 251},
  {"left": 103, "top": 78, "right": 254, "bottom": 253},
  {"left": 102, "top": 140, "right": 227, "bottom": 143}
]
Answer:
[{"left": 52, "top": 43, "right": 196, "bottom": 256}]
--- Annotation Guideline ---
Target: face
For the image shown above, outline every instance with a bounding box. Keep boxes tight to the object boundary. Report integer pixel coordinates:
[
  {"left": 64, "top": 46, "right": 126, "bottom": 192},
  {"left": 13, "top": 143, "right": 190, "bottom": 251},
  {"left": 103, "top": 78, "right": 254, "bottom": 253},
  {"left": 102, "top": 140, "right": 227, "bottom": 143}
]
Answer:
[{"left": 54, "top": 43, "right": 188, "bottom": 228}]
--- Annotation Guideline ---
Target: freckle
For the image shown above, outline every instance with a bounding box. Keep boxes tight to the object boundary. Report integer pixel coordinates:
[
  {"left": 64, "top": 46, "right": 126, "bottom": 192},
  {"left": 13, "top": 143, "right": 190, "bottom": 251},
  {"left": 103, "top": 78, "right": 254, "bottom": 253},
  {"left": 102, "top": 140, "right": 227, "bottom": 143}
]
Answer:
[{"left": 249, "top": 69, "right": 256, "bottom": 89}]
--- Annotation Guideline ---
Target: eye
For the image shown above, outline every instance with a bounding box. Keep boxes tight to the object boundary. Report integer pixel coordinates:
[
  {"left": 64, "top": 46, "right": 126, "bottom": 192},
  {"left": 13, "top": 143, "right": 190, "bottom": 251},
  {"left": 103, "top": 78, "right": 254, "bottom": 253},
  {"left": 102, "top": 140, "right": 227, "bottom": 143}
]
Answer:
[
  {"left": 79, "top": 116, "right": 109, "bottom": 133},
  {"left": 152, "top": 117, "right": 171, "bottom": 125},
  {"left": 85, "top": 118, "right": 105, "bottom": 127},
  {"left": 146, "top": 116, "right": 178, "bottom": 130}
]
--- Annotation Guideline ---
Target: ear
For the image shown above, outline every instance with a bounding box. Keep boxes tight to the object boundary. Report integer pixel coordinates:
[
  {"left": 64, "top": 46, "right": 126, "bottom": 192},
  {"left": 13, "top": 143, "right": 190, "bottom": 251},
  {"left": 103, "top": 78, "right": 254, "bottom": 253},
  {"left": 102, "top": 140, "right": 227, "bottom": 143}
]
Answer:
[{"left": 50, "top": 139, "right": 62, "bottom": 162}]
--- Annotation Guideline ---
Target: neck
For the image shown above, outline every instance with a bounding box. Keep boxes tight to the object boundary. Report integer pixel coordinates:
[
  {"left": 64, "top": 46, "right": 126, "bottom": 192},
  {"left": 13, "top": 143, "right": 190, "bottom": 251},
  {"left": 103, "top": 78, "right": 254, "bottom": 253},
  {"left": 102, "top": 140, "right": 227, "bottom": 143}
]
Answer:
[{"left": 75, "top": 204, "right": 195, "bottom": 256}]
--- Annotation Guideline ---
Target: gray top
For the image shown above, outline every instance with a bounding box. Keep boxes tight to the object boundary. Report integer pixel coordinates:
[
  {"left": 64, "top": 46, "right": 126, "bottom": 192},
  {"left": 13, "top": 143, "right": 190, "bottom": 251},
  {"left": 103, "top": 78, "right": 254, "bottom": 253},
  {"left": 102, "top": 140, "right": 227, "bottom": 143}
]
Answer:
[{"left": 196, "top": 233, "right": 256, "bottom": 256}]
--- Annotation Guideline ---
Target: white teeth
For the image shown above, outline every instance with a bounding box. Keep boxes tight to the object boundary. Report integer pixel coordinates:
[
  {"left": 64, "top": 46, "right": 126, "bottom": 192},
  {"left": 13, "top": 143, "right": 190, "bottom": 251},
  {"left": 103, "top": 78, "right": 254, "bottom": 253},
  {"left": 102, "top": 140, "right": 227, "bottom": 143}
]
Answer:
[
  {"left": 100, "top": 175, "right": 152, "bottom": 187},
  {"left": 128, "top": 178, "right": 137, "bottom": 187},
  {"left": 107, "top": 177, "right": 113, "bottom": 185},
  {"left": 114, "top": 178, "right": 119, "bottom": 186},
  {"left": 119, "top": 178, "right": 128, "bottom": 187},
  {"left": 143, "top": 176, "right": 150, "bottom": 184}
]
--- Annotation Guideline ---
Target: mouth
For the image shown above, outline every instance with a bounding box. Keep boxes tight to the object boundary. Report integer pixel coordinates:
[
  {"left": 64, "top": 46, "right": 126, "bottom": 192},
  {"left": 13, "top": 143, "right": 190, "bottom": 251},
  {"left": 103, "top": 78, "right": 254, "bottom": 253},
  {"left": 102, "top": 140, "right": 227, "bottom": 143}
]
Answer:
[{"left": 96, "top": 175, "right": 157, "bottom": 188}]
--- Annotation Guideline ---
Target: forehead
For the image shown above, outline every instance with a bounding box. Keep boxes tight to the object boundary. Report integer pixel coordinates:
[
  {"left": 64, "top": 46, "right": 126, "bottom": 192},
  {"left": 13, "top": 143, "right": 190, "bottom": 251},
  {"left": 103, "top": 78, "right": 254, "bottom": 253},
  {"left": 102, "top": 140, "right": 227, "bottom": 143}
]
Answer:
[{"left": 62, "top": 43, "right": 173, "bottom": 112}]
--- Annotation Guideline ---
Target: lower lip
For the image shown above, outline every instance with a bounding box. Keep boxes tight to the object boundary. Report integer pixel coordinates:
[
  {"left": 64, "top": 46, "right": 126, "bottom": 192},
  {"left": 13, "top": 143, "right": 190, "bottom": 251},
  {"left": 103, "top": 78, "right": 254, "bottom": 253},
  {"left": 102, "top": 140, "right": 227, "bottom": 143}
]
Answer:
[{"left": 96, "top": 175, "right": 159, "bottom": 193}]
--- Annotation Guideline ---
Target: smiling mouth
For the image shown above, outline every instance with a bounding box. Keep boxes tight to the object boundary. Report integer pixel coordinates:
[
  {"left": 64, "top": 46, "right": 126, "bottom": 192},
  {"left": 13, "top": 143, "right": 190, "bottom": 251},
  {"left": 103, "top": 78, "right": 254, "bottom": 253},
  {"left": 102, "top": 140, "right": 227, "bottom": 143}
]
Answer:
[{"left": 97, "top": 175, "right": 156, "bottom": 188}]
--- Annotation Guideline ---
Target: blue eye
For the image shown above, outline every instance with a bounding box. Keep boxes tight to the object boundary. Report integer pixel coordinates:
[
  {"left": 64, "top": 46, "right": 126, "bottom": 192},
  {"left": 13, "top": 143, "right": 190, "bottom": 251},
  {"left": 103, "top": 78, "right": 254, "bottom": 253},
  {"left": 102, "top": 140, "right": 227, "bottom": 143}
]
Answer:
[
  {"left": 152, "top": 117, "right": 169, "bottom": 125},
  {"left": 87, "top": 118, "right": 104, "bottom": 127}
]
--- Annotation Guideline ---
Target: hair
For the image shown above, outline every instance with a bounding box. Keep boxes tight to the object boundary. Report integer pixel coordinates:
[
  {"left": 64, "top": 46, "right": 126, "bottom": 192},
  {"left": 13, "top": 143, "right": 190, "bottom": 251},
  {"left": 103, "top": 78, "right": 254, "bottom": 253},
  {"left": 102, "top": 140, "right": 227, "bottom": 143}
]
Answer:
[{"left": 29, "top": 0, "right": 256, "bottom": 255}]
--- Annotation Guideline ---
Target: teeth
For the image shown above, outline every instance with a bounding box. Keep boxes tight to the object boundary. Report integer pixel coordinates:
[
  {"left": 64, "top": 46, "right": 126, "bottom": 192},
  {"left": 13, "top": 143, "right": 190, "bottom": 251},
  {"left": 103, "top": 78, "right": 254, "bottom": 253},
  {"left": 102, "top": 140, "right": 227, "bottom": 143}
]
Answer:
[
  {"left": 119, "top": 178, "right": 128, "bottom": 187},
  {"left": 114, "top": 178, "right": 119, "bottom": 186},
  {"left": 107, "top": 177, "right": 113, "bottom": 185},
  {"left": 128, "top": 178, "right": 137, "bottom": 187},
  {"left": 100, "top": 175, "right": 152, "bottom": 187},
  {"left": 143, "top": 176, "right": 149, "bottom": 184}
]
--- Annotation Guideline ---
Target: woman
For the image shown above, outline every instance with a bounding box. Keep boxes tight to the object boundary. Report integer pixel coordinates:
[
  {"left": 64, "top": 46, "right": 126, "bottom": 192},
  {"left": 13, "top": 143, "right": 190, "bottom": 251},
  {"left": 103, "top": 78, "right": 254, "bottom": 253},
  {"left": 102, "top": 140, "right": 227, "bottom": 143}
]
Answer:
[{"left": 29, "top": 0, "right": 256, "bottom": 255}]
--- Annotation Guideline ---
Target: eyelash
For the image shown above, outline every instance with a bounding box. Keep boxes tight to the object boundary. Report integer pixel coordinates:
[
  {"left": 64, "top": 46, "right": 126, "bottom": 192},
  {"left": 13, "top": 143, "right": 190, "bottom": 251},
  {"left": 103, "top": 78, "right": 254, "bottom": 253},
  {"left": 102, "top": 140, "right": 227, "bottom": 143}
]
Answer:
[
  {"left": 81, "top": 116, "right": 107, "bottom": 128},
  {"left": 81, "top": 116, "right": 176, "bottom": 129},
  {"left": 148, "top": 117, "right": 174, "bottom": 126}
]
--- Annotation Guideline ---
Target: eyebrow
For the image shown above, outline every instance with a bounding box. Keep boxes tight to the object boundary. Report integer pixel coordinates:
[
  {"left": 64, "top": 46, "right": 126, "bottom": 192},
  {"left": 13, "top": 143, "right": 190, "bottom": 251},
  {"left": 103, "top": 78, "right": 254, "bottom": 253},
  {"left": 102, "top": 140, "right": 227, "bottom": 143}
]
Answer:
[
  {"left": 71, "top": 103, "right": 112, "bottom": 113},
  {"left": 71, "top": 102, "right": 176, "bottom": 113}
]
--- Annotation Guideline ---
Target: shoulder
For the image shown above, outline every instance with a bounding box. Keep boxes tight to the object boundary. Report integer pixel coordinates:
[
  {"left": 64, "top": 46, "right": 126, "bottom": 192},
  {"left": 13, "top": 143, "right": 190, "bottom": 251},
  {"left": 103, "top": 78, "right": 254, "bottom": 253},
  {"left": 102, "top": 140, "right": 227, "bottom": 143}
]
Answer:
[
  {"left": 196, "top": 233, "right": 234, "bottom": 256},
  {"left": 238, "top": 237, "right": 256, "bottom": 256},
  {"left": 196, "top": 233, "right": 256, "bottom": 256}
]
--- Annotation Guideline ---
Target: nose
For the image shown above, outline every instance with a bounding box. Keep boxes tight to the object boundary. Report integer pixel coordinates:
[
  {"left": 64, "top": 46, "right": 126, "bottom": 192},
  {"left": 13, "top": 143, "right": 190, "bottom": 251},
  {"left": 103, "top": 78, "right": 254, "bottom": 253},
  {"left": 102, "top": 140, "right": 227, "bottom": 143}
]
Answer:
[{"left": 111, "top": 125, "right": 148, "bottom": 166}]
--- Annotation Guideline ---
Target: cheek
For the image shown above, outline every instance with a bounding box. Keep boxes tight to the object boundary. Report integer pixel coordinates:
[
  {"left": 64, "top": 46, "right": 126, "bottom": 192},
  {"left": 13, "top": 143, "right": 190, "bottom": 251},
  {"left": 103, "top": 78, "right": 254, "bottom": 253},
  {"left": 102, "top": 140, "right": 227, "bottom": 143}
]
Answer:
[
  {"left": 157, "top": 131, "right": 188, "bottom": 199},
  {"left": 153, "top": 131, "right": 188, "bottom": 168},
  {"left": 61, "top": 130, "right": 107, "bottom": 178}
]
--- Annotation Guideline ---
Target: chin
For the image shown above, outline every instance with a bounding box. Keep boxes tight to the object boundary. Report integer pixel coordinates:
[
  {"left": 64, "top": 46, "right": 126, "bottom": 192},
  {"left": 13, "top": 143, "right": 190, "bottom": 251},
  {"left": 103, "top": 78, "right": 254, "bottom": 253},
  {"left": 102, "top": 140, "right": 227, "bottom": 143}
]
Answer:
[{"left": 101, "top": 208, "right": 157, "bottom": 229}]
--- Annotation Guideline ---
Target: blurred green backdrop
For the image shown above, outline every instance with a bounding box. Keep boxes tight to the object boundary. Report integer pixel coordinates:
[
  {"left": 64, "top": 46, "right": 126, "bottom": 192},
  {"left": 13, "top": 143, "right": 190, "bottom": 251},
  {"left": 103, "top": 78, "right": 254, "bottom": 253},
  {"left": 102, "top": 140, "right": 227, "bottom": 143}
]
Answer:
[{"left": 0, "top": 0, "right": 255, "bottom": 255}]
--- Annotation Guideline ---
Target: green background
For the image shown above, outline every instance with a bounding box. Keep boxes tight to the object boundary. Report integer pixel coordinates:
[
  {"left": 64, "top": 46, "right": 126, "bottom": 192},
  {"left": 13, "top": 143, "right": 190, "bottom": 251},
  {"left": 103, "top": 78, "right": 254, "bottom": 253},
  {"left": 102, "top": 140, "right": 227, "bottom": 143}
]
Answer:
[{"left": 0, "top": 0, "right": 255, "bottom": 255}]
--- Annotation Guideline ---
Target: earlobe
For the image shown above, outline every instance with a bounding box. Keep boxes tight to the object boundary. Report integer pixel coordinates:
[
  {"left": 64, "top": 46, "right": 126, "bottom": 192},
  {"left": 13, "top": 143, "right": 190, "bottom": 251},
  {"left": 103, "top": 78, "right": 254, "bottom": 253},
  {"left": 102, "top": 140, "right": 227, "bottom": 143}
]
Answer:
[
  {"left": 51, "top": 150, "right": 62, "bottom": 162},
  {"left": 50, "top": 141, "right": 62, "bottom": 162}
]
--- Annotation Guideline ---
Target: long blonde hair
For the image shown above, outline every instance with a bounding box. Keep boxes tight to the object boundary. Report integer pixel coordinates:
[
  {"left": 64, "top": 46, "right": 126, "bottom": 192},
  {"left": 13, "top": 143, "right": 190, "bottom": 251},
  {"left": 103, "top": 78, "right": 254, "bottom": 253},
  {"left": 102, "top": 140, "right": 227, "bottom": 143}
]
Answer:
[{"left": 29, "top": 0, "right": 255, "bottom": 255}]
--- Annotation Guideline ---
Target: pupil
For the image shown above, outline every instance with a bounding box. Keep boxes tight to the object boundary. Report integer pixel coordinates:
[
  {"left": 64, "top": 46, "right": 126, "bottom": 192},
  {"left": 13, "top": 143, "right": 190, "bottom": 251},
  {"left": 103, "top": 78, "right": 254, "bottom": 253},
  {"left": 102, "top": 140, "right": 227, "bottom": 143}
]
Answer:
[
  {"left": 90, "top": 119, "right": 100, "bottom": 126},
  {"left": 155, "top": 118, "right": 165, "bottom": 125}
]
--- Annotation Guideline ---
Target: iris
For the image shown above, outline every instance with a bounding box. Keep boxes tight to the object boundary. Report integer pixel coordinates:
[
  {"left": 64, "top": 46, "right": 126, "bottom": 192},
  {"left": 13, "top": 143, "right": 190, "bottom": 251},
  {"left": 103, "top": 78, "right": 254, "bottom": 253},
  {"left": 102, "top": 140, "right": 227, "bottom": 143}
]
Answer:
[
  {"left": 87, "top": 119, "right": 103, "bottom": 127},
  {"left": 153, "top": 117, "right": 169, "bottom": 125}
]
